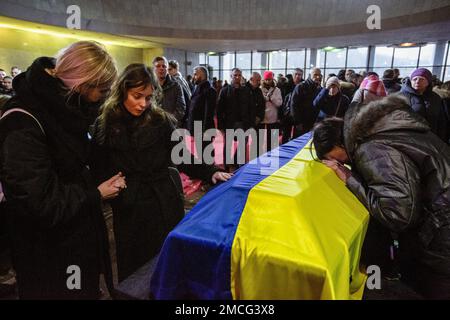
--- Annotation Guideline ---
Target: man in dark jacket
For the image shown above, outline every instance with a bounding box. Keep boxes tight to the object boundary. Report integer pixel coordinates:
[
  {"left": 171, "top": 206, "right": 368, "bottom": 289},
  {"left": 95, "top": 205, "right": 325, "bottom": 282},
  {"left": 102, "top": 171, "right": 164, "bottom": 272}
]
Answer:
[
  {"left": 290, "top": 67, "right": 322, "bottom": 138},
  {"left": 382, "top": 69, "right": 401, "bottom": 95},
  {"left": 153, "top": 56, "right": 186, "bottom": 126},
  {"left": 245, "top": 72, "right": 265, "bottom": 130},
  {"left": 169, "top": 60, "right": 192, "bottom": 128},
  {"left": 280, "top": 68, "right": 304, "bottom": 144},
  {"left": 313, "top": 94, "right": 450, "bottom": 299},
  {"left": 400, "top": 68, "right": 448, "bottom": 144},
  {"left": 188, "top": 66, "right": 217, "bottom": 159},
  {"left": 217, "top": 68, "right": 252, "bottom": 169}
]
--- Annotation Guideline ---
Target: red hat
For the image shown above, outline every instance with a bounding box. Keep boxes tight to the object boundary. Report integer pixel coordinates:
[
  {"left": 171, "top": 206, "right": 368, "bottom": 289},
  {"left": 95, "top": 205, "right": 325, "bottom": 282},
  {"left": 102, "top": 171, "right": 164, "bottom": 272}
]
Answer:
[{"left": 263, "top": 71, "right": 274, "bottom": 80}]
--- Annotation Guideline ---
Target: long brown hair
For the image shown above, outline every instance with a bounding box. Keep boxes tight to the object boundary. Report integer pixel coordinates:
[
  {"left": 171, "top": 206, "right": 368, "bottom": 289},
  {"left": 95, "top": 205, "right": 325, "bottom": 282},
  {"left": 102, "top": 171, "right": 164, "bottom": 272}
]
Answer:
[{"left": 98, "top": 63, "right": 171, "bottom": 133}]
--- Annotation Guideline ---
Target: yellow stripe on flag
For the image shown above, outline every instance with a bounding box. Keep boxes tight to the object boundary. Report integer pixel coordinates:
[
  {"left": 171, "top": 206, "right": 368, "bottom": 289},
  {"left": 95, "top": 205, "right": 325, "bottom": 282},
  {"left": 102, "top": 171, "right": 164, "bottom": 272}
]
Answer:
[{"left": 231, "top": 141, "right": 369, "bottom": 300}]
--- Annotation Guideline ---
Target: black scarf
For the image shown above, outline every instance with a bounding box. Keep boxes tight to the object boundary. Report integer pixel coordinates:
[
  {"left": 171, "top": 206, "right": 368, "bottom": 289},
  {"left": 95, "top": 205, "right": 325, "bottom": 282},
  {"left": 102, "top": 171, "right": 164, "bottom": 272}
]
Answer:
[{"left": 7, "top": 57, "right": 97, "bottom": 166}]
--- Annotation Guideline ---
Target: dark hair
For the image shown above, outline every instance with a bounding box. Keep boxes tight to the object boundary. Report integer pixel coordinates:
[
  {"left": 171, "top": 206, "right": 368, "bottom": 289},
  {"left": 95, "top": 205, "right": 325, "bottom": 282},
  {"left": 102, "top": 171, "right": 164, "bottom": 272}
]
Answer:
[
  {"left": 337, "top": 69, "right": 346, "bottom": 81},
  {"left": 312, "top": 118, "right": 345, "bottom": 160},
  {"left": 168, "top": 60, "right": 179, "bottom": 69},
  {"left": 98, "top": 63, "right": 170, "bottom": 137},
  {"left": 367, "top": 71, "right": 379, "bottom": 78},
  {"left": 383, "top": 69, "right": 395, "bottom": 80}
]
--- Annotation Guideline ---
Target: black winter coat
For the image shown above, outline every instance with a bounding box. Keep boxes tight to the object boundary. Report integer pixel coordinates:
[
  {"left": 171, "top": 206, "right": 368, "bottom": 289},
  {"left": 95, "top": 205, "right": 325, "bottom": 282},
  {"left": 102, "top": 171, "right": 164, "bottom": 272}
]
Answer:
[
  {"left": 400, "top": 78, "right": 448, "bottom": 143},
  {"left": 91, "top": 110, "right": 219, "bottom": 281},
  {"left": 160, "top": 75, "right": 186, "bottom": 126},
  {"left": 245, "top": 82, "right": 265, "bottom": 128},
  {"left": 0, "top": 57, "right": 111, "bottom": 299},
  {"left": 187, "top": 80, "right": 217, "bottom": 134},
  {"left": 383, "top": 79, "right": 401, "bottom": 95},
  {"left": 313, "top": 88, "right": 350, "bottom": 120},
  {"left": 343, "top": 96, "right": 450, "bottom": 294},
  {"left": 217, "top": 85, "right": 252, "bottom": 130},
  {"left": 290, "top": 78, "right": 322, "bottom": 133}
]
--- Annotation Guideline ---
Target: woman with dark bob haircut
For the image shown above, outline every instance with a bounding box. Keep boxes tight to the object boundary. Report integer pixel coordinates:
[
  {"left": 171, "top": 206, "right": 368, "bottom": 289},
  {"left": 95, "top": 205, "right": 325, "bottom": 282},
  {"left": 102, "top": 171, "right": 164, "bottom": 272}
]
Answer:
[
  {"left": 312, "top": 95, "right": 450, "bottom": 299},
  {"left": 91, "top": 64, "right": 231, "bottom": 281}
]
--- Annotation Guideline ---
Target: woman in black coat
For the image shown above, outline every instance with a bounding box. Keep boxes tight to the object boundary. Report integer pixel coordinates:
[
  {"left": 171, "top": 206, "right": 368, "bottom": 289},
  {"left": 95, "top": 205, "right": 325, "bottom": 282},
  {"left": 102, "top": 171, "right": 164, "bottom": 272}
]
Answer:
[
  {"left": 91, "top": 64, "right": 231, "bottom": 281},
  {"left": 312, "top": 94, "right": 450, "bottom": 299},
  {"left": 400, "top": 68, "right": 448, "bottom": 143},
  {"left": 0, "top": 41, "right": 125, "bottom": 299}
]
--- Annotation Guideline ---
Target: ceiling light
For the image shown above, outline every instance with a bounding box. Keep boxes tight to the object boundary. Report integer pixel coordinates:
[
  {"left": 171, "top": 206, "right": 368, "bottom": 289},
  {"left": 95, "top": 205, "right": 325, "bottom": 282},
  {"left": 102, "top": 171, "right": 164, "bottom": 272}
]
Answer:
[
  {"left": 0, "top": 15, "right": 157, "bottom": 48},
  {"left": 399, "top": 42, "right": 416, "bottom": 47}
]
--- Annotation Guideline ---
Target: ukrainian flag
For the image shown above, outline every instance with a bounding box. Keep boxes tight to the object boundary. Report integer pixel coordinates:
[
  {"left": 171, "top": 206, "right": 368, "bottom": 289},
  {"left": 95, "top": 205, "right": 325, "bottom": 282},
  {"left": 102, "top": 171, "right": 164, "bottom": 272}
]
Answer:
[{"left": 150, "top": 133, "right": 369, "bottom": 300}]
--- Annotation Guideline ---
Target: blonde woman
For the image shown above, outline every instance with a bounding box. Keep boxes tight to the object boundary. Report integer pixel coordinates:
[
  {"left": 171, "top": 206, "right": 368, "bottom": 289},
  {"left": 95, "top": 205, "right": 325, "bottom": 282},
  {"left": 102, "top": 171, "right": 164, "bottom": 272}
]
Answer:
[{"left": 0, "top": 41, "right": 124, "bottom": 299}]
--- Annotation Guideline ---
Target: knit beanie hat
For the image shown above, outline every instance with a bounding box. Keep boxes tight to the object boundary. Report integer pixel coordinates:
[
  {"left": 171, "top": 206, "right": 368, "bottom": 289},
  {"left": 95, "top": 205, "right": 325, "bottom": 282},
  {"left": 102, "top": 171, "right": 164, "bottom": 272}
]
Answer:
[
  {"left": 360, "top": 74, "right": 387, "bottom": 97},
  {"left": 326, "top": 76, "right": 340, "bottom": 89},
  {"left": 263, "top": 71, "right": 274, "bottom": 80},
  {"left": 410, "top": 68, "right": 432, "bottom": 85}
]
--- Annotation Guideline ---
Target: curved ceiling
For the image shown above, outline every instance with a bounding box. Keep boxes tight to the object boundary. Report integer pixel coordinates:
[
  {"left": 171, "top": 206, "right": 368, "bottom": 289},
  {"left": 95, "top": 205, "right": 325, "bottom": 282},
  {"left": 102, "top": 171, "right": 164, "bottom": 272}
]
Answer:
[{"left": 1, "top": 0, "right": 450, "bottom": 51}]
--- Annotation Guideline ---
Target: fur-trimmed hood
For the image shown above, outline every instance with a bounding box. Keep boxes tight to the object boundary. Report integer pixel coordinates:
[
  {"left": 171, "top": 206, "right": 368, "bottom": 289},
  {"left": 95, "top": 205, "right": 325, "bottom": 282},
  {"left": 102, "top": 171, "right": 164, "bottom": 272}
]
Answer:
[
  {"left": 344, "top": 94, "right": 430, "bottom": 157},
  {"left": 433, "top": 87, "right": 450, "bottom": 100}
]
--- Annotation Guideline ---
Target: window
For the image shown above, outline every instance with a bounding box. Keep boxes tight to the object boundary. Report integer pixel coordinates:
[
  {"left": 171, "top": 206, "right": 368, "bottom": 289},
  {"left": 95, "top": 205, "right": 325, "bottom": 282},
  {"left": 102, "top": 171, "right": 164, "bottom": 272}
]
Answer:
[
  {"left": 268, "top": 50, "right": 286, "bottom": 71},
  {"left": 208, "top": 55, "right": 220, "bottom": 70},
  {"left": 223, "top": 52, "right": 235, "bottom": 70},
  {"left": 374, "top": 46, "right": 394, "bottom": 68},
  {"left": 325, "top": 49, "right": 346, "bottom": 68},
  {"left": 287, "top": 50, "right": 306, "bottom": 71},
  {"left": 393, "top": 47, "right": 420, "bottom": 68},
  {"left": 211, "top": 70, "right": 220, "bottom": 80},
  {"left": 252, "top": 51, "right": 268, "bottom": 70},
  {"left": 236, "top": 52, "right": 251, "bottom": 69},
  {"left": 199, "top": 53, "right": 206, "bottom": 65},
  {"left": 222, "top": 70, "right": 232, "bottom": 82},
  {"left": 394, "top": 67, "right": 417, "bottom": 79},
  {"left": 316, "top": 50, "right": 325, "bottom": 69},
  {"left": 347, "top": 47, "right": 368, "bottom": 69},
  {"left": 444, "top": 42, "right": 450, "bottom": 81},
  {"left": 240, "top": 70, "right": 251, "bottom": 81},
  {"left": 418, "top": 43, "right": 436, "bottom": 67}
]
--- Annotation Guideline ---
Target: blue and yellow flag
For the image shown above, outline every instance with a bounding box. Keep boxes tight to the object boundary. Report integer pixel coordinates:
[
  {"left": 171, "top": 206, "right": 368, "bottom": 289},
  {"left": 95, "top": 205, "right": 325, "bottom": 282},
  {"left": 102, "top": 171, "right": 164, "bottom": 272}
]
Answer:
[{"left": 150, "top": 133, "right": 369, "bottom": 300}]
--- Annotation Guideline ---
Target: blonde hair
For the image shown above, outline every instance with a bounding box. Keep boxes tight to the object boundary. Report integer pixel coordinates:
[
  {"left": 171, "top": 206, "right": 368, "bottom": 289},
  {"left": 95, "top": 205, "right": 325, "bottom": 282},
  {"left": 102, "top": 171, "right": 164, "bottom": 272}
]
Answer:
[{"left": 54, "top": 41, "right": 118, "bottom": 94}]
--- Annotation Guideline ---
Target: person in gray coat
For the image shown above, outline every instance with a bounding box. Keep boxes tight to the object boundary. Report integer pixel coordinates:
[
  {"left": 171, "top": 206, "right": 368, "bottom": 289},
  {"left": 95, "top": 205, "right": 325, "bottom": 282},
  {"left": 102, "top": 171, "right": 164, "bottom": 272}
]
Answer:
[{"left": 153, "top": 56, "right": 186, "bottom": 126}]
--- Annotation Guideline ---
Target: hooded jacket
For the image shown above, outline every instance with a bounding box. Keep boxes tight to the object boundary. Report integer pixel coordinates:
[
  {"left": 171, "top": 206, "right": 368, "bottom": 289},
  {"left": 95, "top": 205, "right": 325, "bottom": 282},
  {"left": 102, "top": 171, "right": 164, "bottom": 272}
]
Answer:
[
  {"left": 433, "top": 87, "right": 450, "bottom": 144},
  {"left": 0, "top": 57, "right": 112, "bottom": 299},
  {"left": 344, "top": 95, "right": 450, "bottom": 281},
  {"left": 400, "top": 77, "right": 448, "bottom": 143}
]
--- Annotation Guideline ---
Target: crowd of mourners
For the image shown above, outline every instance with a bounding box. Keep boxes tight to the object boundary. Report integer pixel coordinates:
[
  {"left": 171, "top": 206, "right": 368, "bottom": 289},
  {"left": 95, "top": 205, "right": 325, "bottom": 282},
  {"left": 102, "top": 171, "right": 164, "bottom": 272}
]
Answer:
[{"left": 0, "top": 41, "right": 449, "bottom": 299}]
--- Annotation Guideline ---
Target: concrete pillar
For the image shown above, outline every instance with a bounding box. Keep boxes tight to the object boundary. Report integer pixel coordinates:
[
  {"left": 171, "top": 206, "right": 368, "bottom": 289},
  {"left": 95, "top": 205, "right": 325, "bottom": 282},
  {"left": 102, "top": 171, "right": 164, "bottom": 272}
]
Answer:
[{"left": 432, "top": 41, "right": 447, "bottom": 79}]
